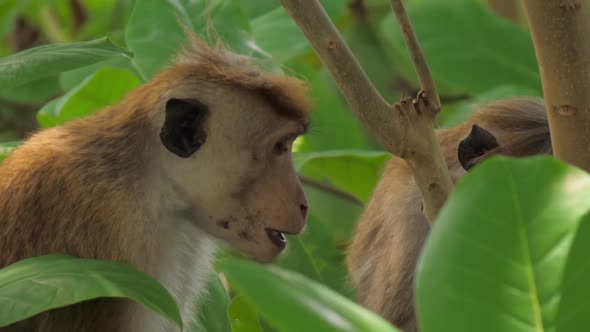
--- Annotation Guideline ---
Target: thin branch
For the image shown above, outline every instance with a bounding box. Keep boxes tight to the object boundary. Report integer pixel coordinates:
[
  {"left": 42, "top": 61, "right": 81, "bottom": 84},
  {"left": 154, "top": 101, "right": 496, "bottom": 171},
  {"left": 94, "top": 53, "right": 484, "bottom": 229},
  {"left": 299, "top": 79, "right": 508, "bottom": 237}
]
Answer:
[
  {"left": 522, "top": 1, "right": 590, "bottom": 171},
  {"left": 280, "top": 0, "right": 452, "bottom": 223},
  {"left": 279, "top": 0, "right": 401, "bottom": 152},
  {"left": 389, "top": 0, "right": 440, "bottom": 111},
  {"left": 299, "top": 176, "right": 364, "bottom": 207}
]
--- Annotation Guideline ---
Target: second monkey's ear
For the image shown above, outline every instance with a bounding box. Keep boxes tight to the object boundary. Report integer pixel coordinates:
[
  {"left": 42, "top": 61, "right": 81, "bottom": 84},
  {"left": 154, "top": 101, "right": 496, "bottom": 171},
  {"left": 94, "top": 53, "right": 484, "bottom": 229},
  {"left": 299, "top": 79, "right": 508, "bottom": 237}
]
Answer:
[
  {"left": 458, "top": 124, "right": 499, "bottom": 171},
  {"left": 160, "top": 98, "right": 209, "bottom": 158}
]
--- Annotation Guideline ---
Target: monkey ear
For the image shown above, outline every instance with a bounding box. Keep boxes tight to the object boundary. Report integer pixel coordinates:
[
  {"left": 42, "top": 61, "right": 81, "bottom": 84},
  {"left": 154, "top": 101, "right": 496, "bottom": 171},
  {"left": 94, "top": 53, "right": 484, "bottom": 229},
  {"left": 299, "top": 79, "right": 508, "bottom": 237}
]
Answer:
[
  {"left": 160, "top": 98, "right": 209, "bottom": 158},
  {"left": 458, "top": 124, "right": 499, "bottom": 171}
]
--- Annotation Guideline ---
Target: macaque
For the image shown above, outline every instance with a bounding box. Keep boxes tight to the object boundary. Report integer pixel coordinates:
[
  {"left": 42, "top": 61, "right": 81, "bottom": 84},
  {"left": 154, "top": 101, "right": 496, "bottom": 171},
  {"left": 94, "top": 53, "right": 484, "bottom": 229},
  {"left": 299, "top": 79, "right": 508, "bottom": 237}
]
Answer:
[
  {"left": 0, "top": 36, "right": 310, "bottom": 332},
  {"left": 348, "top": 98, "right": 552, "bottom": 332}
]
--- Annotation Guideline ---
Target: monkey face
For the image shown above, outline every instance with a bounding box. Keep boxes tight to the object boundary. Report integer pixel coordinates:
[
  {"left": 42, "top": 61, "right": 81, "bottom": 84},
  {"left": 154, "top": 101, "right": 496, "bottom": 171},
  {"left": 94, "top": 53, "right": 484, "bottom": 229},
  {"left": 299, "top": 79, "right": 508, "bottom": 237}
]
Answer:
[{"left": 157, "top": 85, "right": 309, "bottom": 263}]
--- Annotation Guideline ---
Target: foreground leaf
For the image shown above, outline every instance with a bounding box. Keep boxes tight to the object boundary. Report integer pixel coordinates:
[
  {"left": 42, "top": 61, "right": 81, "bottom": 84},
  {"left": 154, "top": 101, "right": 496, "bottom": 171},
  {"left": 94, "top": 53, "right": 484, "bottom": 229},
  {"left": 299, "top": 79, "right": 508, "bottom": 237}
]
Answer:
[
  {"left": 416, "top": 156, "right": 590, "bottom": 332},
  {"left": 228, "top": 295, "right": 263, "bottom": 332},
  {"left": 0, "top": 254, "right": 182, "bottom": 329},
  {"left": 192, "top": 274, "right": 231, "bottom": 332},
  {"left": 556, "top": 213, "right": 590, "bottom": 332},
  {"left": 0, "top": 38, "right": 131, "bottom": 87},
  {"left": 220, "top": 259, "right": 398, "bottom": 332}
]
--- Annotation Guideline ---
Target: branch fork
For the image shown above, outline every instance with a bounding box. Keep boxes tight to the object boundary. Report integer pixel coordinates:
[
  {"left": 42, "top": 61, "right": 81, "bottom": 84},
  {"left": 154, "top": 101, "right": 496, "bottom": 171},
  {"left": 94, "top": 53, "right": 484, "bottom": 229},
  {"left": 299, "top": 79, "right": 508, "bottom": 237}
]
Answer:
[{"left": 280, "top": 0, "right": 452, "bottom": 224}]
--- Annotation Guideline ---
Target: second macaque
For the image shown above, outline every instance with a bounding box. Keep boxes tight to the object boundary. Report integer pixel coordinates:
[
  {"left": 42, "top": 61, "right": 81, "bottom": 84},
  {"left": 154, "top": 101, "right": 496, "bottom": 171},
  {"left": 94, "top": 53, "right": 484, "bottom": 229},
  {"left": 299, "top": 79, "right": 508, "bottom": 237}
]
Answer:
[{"left": 348, "top": 98, "right": 552, "bottom": 331}]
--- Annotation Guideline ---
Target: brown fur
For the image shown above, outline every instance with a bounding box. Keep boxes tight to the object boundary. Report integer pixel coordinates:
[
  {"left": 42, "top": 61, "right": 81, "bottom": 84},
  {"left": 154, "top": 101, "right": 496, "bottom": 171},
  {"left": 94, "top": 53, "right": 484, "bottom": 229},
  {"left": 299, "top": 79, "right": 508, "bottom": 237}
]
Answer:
[
  {"left": 0, "top": 36, "right": 310, "bottom": 331},
  {"left": 348, "top": 98, "right": 551, "bottom": 331}
]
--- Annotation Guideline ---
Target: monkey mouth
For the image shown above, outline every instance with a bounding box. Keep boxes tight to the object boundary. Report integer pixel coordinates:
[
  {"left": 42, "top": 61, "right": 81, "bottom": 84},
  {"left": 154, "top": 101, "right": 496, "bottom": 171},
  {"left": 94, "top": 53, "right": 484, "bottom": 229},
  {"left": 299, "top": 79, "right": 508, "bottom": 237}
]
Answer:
[{"left": 265, "top": 228, "right": 287, "bottom": 249}]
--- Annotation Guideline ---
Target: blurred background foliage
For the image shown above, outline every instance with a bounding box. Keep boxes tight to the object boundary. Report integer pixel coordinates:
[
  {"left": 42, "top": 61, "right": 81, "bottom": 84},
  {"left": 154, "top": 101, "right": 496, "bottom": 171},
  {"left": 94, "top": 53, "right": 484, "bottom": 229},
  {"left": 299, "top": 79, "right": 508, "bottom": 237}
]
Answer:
[{"left": 0, "top": 0, "right": 542, "bottom": 330}]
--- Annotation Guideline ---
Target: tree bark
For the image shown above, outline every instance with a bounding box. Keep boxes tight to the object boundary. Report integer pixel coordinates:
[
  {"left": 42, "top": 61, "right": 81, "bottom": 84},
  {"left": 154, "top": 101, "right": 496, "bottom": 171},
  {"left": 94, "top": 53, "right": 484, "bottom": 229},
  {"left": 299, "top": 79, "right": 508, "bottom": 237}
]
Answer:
[
  {"left": 279, "top": 0, "right": 452, "bottom": 223},
  {"left": 523, "top": 1, "right": 590, "bottom": 171}
]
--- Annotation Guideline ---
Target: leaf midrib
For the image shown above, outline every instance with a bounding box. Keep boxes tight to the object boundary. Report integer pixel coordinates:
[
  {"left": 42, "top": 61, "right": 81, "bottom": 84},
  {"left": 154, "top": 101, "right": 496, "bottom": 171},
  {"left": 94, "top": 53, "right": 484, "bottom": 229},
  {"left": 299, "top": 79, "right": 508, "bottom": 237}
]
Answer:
[{"left": 506, "top": 164, "right": 545, "bottom": 332}]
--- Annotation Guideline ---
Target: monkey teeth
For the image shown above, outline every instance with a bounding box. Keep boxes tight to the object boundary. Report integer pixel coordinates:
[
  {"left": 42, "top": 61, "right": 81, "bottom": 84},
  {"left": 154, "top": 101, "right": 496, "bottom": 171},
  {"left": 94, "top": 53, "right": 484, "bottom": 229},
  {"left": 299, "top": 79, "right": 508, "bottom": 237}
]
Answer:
[{"left": 266, "top": 228, "right": 287, "bottom": 249}]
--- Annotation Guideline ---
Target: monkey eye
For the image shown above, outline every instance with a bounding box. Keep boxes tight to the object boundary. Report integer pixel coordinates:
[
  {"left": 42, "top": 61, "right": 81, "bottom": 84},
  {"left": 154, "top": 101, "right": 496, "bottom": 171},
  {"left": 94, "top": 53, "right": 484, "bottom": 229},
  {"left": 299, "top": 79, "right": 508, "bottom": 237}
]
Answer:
[
  {"left": 274, "top": 135, "right": 295, "bottom": 155},
  {"left": 274, "top": 139, "right": 290, "bottom": 155}
]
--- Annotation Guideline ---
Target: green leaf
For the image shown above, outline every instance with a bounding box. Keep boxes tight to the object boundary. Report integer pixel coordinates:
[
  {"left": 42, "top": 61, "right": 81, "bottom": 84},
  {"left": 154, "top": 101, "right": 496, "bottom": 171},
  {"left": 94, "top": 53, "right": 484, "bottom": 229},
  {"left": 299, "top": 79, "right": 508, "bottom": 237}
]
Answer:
[
  {"left": 0, "top": 76, "right": 62, "bottom": 102},
  {"left": 192, "top": 274, "right": 231, "bottom": 332},
  {"left": 295, "top": 150, "right": 389, "bottom": 203},
  {"left": 250, "top": 1, "right": 347, "bottom": 63},
  {"left": 183, "top": 0, "right": 253, "bottom": 55},
  {"left": 36, "top": 97, "right": 62, "bottom": 128},
  {"left": 220, "top": 259, "right": 399, "bottom": 332},
  {"left": 38, "top": 67, "right": 141, "bottom": 128},
  {"left": 125, "top": 0, "right": 191, "bottom": 79},
  {"left": 0, "top": 254, "right": 182, "bottom": 329},
  {"left": 279, "top": 215, "right": 355, "bottom": 299},
  {"left": 556, "top": 213, "right": 590, "bottom": 332},
  {"left": 0, "top": 140, "right": 20, "bottom": 162},
  {"left": 381, "top": 0, "right": 541, "bottom": 95},
  {"left": 0, "top": 0, "right": 19, "bottom": 39},
  {"left": 59, "top": 55, "right": 142, "bottom": 91},
  {"left": 416, "top": 156, "right": 590, "bottom": 332},
  {"left": 228, "top": 295, "right": 263, "bottom": 332},
  {"left": 0, "top": 37, "right": 132, "bottom": 87},
  {"left": 292, "top": 66, "right": 374, "bottom": 153}
]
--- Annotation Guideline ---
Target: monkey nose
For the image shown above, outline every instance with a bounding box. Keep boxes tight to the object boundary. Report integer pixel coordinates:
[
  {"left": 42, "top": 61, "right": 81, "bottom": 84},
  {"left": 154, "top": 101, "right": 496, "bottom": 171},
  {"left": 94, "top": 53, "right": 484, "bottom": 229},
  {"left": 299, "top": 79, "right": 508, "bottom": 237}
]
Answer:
[{"left": 299, "top": 202, "right": 309, "bottom": 219}]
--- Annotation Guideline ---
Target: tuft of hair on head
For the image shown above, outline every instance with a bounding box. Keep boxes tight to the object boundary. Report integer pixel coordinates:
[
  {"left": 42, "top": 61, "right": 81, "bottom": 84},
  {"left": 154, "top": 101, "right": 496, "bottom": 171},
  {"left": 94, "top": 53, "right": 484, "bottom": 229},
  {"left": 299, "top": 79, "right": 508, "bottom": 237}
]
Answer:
[{"left": 173, "top": 30, "right": 312, "bottom": 122}]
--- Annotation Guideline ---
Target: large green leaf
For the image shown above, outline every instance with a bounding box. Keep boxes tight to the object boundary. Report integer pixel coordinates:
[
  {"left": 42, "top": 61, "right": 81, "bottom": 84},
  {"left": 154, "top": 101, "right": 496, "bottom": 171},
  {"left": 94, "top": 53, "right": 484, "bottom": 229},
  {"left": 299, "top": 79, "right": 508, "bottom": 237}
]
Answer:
[
  {"left": 295, "top": 150, "right": 389, "bottom": 203},
  {"left": 0, "top": 76, "right": 62, "bottom": 102},
  {"left": 38, "top": 67, "right": 140, "bottom": 128},
  {"left": 0, "top": 37, "right": 131, "bottom": 87},
  {"left": 192, "top": 273, "right": 231, "bottom": 332},
  {"left": 416, "top": 156, "right": 590, "bottom": 332},
  {"left": 59, "top": 55, "right": 142, "bottom": 91},
  {"left": 125, "top": 0, "right": 191, "bottom": 79},
  {"left": 381, "top": 0, "right": 541, "bottom": 95},
  {"left": 220, "top": 259, "right": 398, "bottom": 332},
  {"left": 228, "top": 295, "right": 263, "bottom": 332},
  {"left": 556, "top": 213, "right": 590, "bottom": 332},
  {"left": 0, "top": 254, "right": 182, "bottom": 329}
]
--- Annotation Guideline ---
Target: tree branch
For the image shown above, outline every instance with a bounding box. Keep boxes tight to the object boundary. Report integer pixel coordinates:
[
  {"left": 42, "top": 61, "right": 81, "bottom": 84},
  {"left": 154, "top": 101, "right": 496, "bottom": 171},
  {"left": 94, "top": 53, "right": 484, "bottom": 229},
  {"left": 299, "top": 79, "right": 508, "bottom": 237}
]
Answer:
[
  {"left": 522, "top": 1, "right": 590, "bottom": 171},
  {"left": 279, "top": 0, "right": 399, "bottom": 152},
  {"left": 389, "top": 0, "right": 440, "bottom": 111},
  {"left": 299, "top": 176, "right": 364, "bottom": 207},
  {"left": 280, "top": 0, "right": 452, "bottom": 223}
]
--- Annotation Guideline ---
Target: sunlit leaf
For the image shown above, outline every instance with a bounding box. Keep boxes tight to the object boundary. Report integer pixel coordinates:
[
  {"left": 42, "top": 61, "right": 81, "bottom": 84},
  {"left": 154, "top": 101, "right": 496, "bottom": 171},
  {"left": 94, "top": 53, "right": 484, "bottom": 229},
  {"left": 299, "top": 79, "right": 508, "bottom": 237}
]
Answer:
[
  {"left": 228, "top": 295, "right": 263, "bottom": 332},
  {"left": 38, "top": 67, "right": 140, "bottom": 128},
  {"left": 417, "top": 156, "right": 590, "bottom": 332}
]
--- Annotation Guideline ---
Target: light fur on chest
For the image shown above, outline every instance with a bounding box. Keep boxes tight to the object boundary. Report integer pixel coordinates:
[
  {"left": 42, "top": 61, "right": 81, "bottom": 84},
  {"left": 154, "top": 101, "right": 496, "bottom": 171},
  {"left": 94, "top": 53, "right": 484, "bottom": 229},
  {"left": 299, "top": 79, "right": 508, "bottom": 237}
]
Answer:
[{"left": 125, "top": 220, "right": 218, "bottom": 332}]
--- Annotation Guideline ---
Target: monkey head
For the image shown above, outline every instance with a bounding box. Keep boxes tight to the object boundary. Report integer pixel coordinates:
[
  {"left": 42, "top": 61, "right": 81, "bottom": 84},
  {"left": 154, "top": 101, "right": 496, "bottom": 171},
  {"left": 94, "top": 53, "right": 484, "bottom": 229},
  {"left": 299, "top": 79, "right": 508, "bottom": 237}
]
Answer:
[{"left": 155, "top": 78, "right": 309, "bottom": 263}]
